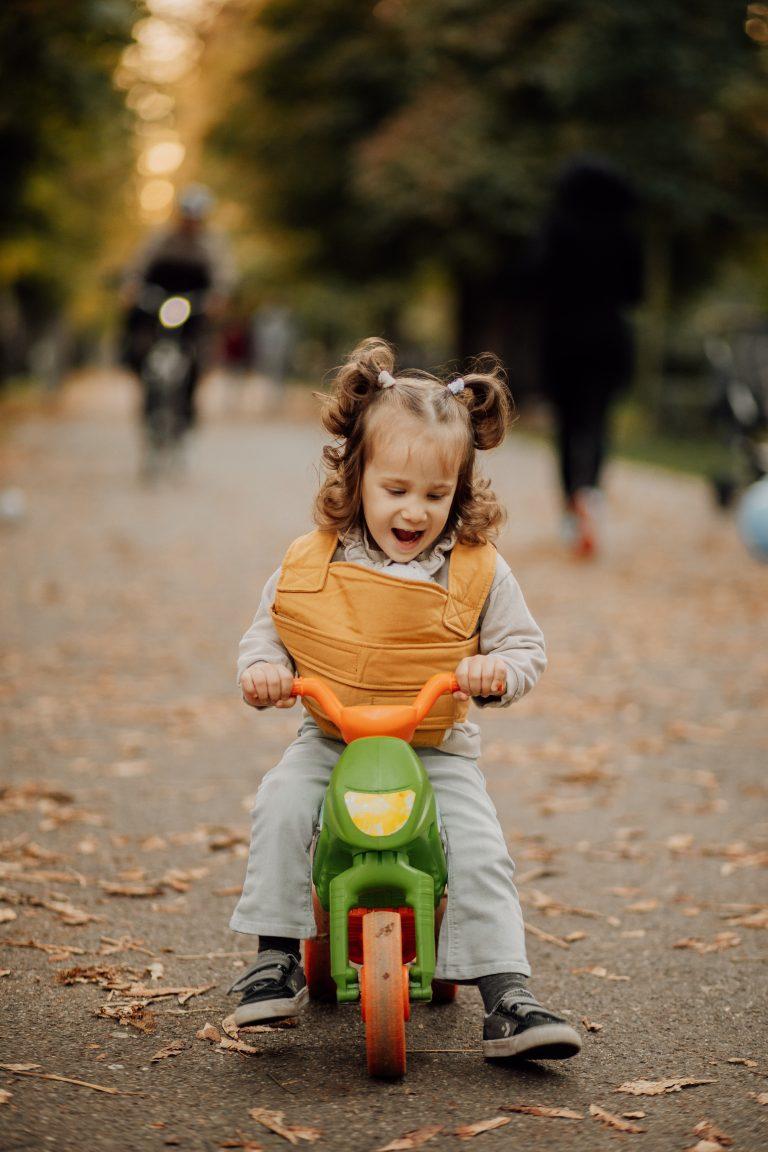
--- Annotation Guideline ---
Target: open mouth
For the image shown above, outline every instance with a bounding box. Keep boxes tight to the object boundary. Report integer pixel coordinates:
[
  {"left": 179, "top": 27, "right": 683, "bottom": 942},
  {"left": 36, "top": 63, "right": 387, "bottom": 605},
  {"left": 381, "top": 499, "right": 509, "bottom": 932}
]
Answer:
[{"left": 392, "top": 528, "right": 424, "bottom": 547}]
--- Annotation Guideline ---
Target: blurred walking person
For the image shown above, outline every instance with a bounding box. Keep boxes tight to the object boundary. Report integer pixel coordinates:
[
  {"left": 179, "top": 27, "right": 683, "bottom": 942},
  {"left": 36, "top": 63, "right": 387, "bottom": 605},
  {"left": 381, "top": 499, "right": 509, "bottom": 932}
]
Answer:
[{"left": 537, "top": 158, "right": 644, "bottom": 557}]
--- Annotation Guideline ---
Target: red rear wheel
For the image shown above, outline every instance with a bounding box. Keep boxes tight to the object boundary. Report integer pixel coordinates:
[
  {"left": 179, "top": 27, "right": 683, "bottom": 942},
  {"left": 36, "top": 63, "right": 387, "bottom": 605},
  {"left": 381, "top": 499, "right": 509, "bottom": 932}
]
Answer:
[
  {"left": 360, "top": 910, "right": 407, "bottom": 1078},
  {"left": 303, "top": 889, "right": 336, "bottom": 1001}
]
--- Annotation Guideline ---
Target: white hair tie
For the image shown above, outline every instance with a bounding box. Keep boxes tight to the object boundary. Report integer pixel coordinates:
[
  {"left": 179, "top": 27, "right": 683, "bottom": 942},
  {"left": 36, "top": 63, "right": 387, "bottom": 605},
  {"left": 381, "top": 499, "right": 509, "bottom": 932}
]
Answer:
[
  {"left": 377, "top": 370, "right": 396, "bottom": 388},
  {"left": 447, "top": 377, "right": 465, "bottom": 395}
]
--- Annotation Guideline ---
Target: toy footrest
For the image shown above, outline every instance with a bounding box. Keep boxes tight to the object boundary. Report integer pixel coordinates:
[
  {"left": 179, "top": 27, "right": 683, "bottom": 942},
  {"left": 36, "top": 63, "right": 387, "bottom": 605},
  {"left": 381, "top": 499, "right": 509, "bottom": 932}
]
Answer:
[{"left": 348, "top": 906, "right": 415, "bottom": 965}]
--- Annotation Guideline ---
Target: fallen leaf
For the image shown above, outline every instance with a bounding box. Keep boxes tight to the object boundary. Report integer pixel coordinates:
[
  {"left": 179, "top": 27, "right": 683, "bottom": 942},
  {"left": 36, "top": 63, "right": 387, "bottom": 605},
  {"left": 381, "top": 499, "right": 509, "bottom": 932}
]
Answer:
[
  {"left": 622, "top": 1112, "right": 646, "bottom": 1119},
  {"left": 249, "top": 1108, "right": 322, "bottom": 1144},
  {"left": 150, "top": 1042, "right": 186, "bottom": 1062},
  {"left": 374, "top": 1123, "right": 444, "bottom": 1150},
  {"left": 454, "top": 1117, "right": 511, "bottom": 1139},
  {"left": 725, "top": 908, "right": 768, "bottom": 929},
  {"left": 673, "top": 933, "right": 740, "bottom": 955},
  {"left": 98, "top": 880, "right": 164, "bottom": 898},
  {"left": 0, "top": 909, "right": 17, "bottom": 923},
  {"left": 197, "top": 1023, "right": 222, "bottom": 1044},
  {"left": 503, "top": 1104, "right": 582, "bottom": 1119},
  {"left": 0, "top": 970, "right": 10, "bottom": 978},
  {"left": 581, "top": 1018, "right": 603, "bottom": 1032},
  {"left": 3, "top": 937, "right": 86, "bottom": 959},
  {"left": 219, "top": 1037, "right": 260, "bottom": 1056},
  {"left": 688, "top": 1119, "right": 732, "bottom": 1147},
  {"left": 751, "top": 1092, "right": 768, "bottom": 1105},
  {"left": 726, "top": 1057, "right": 757, "bottom": 1067},
  {"left": 0, "top": 1089, "right": 11, "bottom": 1104},
  {"left": 616, "top": 1078, "right": 716, "bottom": 1096},
  {"left": 96, "top": 1003, "right": 157, "bottom": 1033},
  {"left": 589, "top": 1104, "right": 645, "bottom": 1133},
  {"left": 571, "top": 965, "right": 629, "bottom": 981}
]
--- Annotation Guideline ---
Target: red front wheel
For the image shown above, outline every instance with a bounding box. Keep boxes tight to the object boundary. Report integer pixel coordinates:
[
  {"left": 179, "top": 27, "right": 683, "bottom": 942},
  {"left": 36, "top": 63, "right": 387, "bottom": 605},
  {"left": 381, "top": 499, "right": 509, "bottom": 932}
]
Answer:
[{"left": 360, "top": 910, "right": 407, "bottom": 1078}]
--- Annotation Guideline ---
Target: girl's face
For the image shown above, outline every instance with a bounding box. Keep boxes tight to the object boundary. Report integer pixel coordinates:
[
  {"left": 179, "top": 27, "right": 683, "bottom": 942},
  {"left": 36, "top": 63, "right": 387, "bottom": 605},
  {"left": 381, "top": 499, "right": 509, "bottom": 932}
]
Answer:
[{"left": 361, "top": 415, "right": 460, "bottom": 562}]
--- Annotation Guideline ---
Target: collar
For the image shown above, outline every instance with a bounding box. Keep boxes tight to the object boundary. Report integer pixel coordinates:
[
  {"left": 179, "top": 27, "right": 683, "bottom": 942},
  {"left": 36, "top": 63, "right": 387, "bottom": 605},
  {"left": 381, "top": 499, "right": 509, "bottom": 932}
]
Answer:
[{"left": 341, "top": 524, "right": 456, "bottom": 579}]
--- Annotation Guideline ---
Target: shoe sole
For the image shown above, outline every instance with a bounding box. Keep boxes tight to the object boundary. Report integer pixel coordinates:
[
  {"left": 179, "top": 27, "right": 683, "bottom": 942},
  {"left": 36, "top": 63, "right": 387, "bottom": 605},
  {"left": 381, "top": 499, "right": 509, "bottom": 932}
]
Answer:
[
  {"left": 483, "top": 1023, "right": 582, "bottom": 1060},
  {"left": 233, "top": 985, "right": 309, "bottom": 1026}
]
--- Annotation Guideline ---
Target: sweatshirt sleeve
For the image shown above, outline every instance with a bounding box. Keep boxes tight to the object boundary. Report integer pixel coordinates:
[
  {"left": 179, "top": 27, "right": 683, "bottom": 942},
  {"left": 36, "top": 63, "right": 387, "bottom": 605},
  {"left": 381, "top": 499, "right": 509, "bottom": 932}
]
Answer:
[
  {"left": 473, "top": 555, "right": 547, "bottom": 709},
  {"left": 236, "top": 567, "right": 295, "bottom": 684}
]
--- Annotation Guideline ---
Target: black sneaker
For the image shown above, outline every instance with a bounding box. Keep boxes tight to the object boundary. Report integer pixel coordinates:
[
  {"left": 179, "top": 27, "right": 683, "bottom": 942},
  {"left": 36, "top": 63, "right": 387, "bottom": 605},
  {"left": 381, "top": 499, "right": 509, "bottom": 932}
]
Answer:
[
  {"left": 482, "top": 988, "right": 582, "bottom": 1060},
  {"left": 226, "top": 951, "right": 308, "bottom": 1026}
]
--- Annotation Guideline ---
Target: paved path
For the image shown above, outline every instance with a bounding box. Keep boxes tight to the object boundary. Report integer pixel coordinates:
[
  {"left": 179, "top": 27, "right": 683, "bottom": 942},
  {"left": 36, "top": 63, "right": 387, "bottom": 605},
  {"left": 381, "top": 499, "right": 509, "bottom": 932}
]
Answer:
[{"left": 1, "top": 371, "right": 766, "bottom": 1152}]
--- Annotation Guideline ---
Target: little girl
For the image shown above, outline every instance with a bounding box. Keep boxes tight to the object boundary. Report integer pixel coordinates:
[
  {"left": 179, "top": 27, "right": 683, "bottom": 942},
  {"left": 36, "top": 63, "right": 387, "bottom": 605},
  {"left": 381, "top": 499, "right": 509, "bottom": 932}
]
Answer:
[{"left": 227, "top": 338, "right": 581, "bottom": 1061}]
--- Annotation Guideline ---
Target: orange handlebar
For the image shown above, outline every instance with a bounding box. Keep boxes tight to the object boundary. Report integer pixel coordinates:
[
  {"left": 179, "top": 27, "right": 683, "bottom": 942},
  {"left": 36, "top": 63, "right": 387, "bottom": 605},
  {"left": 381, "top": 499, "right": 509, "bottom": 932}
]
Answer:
[{"left": 291, "top": 672, "right": 460, "bottom": 743}]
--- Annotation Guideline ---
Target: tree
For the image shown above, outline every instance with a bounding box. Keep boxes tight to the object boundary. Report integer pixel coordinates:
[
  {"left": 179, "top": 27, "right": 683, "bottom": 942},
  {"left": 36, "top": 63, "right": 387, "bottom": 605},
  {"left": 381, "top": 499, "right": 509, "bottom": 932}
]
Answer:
[
  {"left": 0, "top": 1, "right": 135, "bottom": 381},
  {"left": 210, "top": 0, "right": 768, "bottom": 367}
]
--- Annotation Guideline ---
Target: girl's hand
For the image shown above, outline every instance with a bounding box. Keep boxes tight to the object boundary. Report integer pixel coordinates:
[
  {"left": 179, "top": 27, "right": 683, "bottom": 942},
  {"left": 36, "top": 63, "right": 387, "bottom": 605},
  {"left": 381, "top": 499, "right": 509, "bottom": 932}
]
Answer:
[
  {"left": 453, "top": 656, "right": 507, "bottom": 702},
  {"left": 240, "top": 662, "right": 296, "bottom": 709}
]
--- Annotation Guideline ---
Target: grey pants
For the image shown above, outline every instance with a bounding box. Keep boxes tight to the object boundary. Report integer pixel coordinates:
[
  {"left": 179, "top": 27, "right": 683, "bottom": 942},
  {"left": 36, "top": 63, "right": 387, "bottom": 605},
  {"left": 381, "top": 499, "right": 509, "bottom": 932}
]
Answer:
[{"left": 229, "top": 719, "right": 530, "bottom": 981}]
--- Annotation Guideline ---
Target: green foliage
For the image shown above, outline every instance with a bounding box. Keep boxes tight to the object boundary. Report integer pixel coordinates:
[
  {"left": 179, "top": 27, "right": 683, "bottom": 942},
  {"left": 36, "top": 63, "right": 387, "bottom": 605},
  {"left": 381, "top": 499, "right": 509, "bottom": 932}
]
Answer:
[
  {"left": 0, "top": 1, "right": 135, "bottom": 340},
  {"left": 212, "top": 0, "right": 768, "bottom": 311}
]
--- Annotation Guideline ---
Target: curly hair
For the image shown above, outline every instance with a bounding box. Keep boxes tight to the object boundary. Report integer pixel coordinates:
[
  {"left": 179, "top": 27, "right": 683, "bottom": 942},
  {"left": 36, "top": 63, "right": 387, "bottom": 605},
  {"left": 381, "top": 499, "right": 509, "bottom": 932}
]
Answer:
[{"left": 313, "top": 337, "right": 513, "bottom": 545}]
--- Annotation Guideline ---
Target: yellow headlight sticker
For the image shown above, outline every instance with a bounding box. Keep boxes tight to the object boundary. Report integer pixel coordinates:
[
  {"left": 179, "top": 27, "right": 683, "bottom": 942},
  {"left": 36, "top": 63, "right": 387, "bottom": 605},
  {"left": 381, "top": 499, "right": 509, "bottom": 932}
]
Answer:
[{"left": 343, "top": 789, "right": 415, "bottom": 837}]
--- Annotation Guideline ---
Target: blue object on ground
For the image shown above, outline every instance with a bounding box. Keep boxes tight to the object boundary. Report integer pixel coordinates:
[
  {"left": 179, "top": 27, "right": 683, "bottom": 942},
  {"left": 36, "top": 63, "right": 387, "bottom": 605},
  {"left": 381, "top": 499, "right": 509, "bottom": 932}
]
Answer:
[{"left": 737, "top": 476, "right": 768, "bottom": 561}]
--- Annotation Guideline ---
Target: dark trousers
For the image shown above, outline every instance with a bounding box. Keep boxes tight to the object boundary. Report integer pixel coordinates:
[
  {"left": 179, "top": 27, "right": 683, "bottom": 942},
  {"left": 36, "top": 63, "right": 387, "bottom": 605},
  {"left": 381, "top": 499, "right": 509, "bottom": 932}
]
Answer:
[{"left": 552, "top": 391, "right": 611, "bottom": 500}]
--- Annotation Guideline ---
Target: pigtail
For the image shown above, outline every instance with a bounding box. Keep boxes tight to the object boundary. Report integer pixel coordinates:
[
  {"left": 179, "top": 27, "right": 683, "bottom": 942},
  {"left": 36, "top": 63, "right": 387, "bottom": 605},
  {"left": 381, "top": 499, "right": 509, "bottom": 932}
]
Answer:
[
  {"left": 319, "top": 337, "right": 396, "bottom": 439},
  {"left": 314, "top": 338, "right": 396, "bottom": 535},
  {"left": 459, "top": 353, "right": 514, "bottom": 450}
]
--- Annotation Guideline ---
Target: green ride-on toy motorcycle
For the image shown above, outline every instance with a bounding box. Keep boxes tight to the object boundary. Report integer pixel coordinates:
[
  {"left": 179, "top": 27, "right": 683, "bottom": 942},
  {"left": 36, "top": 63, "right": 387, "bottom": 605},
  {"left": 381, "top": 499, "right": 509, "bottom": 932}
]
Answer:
[{"left": 292, "top": 673, "right": 459, "bottom": 1078}]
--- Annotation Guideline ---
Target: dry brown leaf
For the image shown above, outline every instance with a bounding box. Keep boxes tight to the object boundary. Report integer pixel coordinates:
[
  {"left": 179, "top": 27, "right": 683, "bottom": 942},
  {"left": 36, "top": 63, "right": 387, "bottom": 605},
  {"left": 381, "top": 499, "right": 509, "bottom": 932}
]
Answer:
[
  {"left": 571, "top": 965, "right": 629, "bottom": 981},
  {"left": 752, "top": 1092, "right": 768, "bottom": 1105},
  {"left": 524, "top": 922, "right": 572, "bottom": 949},
  {"left": 581, "top": 1018, "right": 603, "bottom": 1032},
  {"left": 4, "top": 937, "right": 86, "bottom": 959},
  {"left": 688, "top": 1119, "right": 732, "bottom": 1148},
  {"left": 589, "top": 1104, "right": 645, "bottom": 1133},
  {"left": 249, "top": 1108, "right": 322, "bottom": 1144},
  {"left": 98, "top": 880, "right": 163, "bottom": 898},
  {"left": 96, "top": 1002, "right": 157, "bottom": 1033},
  {"left": 622, "top": 1112, "right": 646, "bottom": 1119},
  {"left": 0, "top": 970, "right": 10, "bottom": 978},
  {"left": 115, "top": 982, "right": 215, "bottom": 1004},
  {"left": 219, "top": 1036, "right": 260, "bottom": 1056},
  {"left": 374, "top": 1123, "right": 444, "bottom": 1150},
  {"left": 0, "top": 1089, "right": 11, "bottom": 1104},
  {"left": 725, "top": 908, "right": 768, "bottom": 929},
  {"left": 0, "top": 909, "right": 17, "bottom": 923},
  {"left": 56, "top": 963, "right": 143, "bottom": 988},
  {"left": 219, "top": 1135, "right": 264, "bottom": 1152},
  {"left": 150, "top": 1042, "right": 186, "bottom": 1062},
  {"left": 627, "top": 899, "right": 658, "bottom": 913},
  {"left": 503, "top": 1104, "right": 582, "bottom": 1119},
  {"left": 197, "top": 1023, "right": 222, "bottom": 1044},
  {"left": 673, "top": 933, "right": 740, "bottom": 955},
  {"left": 726, "top": 1057, "right": 757, "bottom": 1067},
  {"left": 98, "top": 934, "right": 155, "bottom": 957},
  {"left": 454, "top": 1117, "right": 511, "bottom": 1139},
  {"left": 616, "top": 1077, "right": 716, "bottom": 1096}
]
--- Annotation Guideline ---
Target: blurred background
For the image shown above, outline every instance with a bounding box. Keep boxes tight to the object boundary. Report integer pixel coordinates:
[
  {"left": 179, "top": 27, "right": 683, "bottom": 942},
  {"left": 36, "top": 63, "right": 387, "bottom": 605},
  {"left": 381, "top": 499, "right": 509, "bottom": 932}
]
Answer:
[{"left": 2, "top": 0, "right": 768, "bottom": 489}]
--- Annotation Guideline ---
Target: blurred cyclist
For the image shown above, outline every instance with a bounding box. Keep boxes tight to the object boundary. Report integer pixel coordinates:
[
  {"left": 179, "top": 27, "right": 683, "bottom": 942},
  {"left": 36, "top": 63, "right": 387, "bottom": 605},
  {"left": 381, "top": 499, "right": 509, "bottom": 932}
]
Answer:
[{"left": 121, "top": 183, "right": 236, "bottom": 429}]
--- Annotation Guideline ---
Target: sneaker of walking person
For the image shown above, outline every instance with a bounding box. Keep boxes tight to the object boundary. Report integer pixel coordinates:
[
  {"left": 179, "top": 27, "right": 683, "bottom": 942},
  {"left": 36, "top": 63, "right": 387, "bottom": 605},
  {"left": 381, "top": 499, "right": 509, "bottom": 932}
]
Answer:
[
  {"left": 482, "top": 987, "right": 582, "bottom": 1060},
  {"left": 227, "top": 949, "right": 308, "bottom": 1025},
  {"left": 565, "top": 486, "right": 603, "bottom": 559}
]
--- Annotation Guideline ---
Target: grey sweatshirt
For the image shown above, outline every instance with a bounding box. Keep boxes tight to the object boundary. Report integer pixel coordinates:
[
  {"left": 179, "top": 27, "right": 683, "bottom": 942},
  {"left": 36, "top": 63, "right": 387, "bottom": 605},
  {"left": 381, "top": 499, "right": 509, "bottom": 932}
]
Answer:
[{"left": 238, "top": 530, "right": 546, "bottom": 759}]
